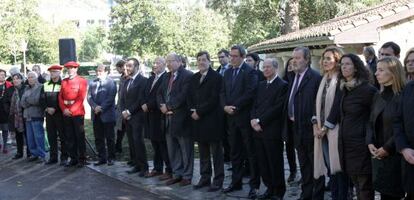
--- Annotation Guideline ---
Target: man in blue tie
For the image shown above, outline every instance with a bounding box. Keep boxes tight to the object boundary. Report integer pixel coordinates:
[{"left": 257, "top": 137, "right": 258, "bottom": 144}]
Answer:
[{"left": 87, "top": 64, "right": 117, "bottom": 166}]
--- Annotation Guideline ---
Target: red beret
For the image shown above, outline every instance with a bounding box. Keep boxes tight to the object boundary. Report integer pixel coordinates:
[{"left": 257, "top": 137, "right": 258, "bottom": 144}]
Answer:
[
  {"left": 48, "top": 65, "right": 63, "bottom": 71},
  {"left": 64, "top": 61, "right": 80, "bottom": 68}
]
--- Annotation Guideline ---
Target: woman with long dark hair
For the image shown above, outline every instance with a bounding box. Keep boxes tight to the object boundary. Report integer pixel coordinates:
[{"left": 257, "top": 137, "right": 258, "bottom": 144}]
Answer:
[
  {"left": 367, "top": 56, "right": 405, "bottom": 199},
  {"left": 338, "top": 53, "right": 377, "bottom": 200}
]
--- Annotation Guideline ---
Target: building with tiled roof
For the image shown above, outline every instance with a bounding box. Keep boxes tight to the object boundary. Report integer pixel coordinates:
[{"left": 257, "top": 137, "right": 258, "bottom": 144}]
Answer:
[{"left": 248, "top": 0, "right": 414, "bottom": 73}]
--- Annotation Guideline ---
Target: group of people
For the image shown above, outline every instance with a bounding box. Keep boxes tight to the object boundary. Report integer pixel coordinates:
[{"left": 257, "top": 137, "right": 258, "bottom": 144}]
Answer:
[{"left": 0, "top": 41, "right": 414, "bottom": 200}]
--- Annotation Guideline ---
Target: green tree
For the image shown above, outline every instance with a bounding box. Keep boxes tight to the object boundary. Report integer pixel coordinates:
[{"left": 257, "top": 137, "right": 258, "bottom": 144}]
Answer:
[{"left": 79, "top": 26, "right": 109, "bottom": 62}]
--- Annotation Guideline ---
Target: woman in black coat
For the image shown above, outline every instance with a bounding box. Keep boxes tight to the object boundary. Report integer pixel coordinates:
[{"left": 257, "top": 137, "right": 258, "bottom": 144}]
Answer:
[
  {"left": 394, "top": 65, "right": 414, "bottom": 200},
  {"left": 338, "top": 54, "right": 377, "bottom": 200},
  {"left": 367, "top": 57, "right": 405, "bottom": 199}
]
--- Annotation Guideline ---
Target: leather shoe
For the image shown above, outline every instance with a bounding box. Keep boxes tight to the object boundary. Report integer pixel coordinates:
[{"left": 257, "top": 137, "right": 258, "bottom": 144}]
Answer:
[
  {"left": 126, "top": 161, "right": 135, "bottom": 166},
  {"left": 179, "top": 179, "right": 192, "bottom": 186},
  {"left": 145, "top": 170, "right": 162, "bottom": 178},
  {"left": 287, "top": 172, "right": 297, "bottom": 183},
  {"left": 126, "top": 167, "right": 140, "bottom": 174},
  {"left": 12, "top": 154, "right": 23, "bottom": 160},
  {"left": 207, "top": 184, "right": 222, "bottom": 192},
  {"left": 138, "top": 171, "right": 149, "bottom": 177},
  {"left": 257, "top": 190, "right": 272, "bottom": 199},
  {"left": 193, "top": 180, "right": 210, "bottom": 189},
  {"left": 28, "top": 157, "right": 39, "bottom": 162},
  {"left": 45, "top": 159, "right": 58, "bottom": 165},
  {"left": 222, "top": 183, "right": 242, "bottom": 193},
  {"left": 165, "top": 178, "right": 182, "bottom": 186},
  {"left": 64, "top": 160, "right": 78, "bottom": 167},
  {"left": 159, "top": 173, "right": 172, "bottom": 181},
  {"left": 270, "top": 196, "right": 282, "bottom": 200},
  {"left": 248, "top": 188, "right": 259, "bottom": 199},
  {"left": 94, "top": 160, "right": 107, "bottom": 166},
  {"left": 107, "top": 160, "right": 114, "bottom": 166}
]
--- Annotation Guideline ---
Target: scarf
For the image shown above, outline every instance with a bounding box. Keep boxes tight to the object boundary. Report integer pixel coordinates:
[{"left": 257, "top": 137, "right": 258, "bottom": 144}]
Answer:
[
  {"left": 314, "top": 72, "right": 342, "bottom": 178},
  {"left": 10, "top": 87, "right": 24, "bottom": 132}
]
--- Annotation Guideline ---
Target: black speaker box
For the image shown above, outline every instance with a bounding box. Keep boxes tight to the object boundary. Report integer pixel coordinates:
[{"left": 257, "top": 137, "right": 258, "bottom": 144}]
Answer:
[{"left": 59, "top": 38, "right": 77, "bottom": 65}]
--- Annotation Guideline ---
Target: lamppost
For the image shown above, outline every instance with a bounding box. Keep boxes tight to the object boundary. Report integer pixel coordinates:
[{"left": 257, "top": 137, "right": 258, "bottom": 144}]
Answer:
[{"left": 20, "top": 40, "right": 28, "bottom": 75}]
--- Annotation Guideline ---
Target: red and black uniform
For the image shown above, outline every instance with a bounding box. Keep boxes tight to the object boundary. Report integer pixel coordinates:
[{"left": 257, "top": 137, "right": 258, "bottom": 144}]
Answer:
[{"left": 59, "top": 74, "right": 87, "bottom": 166}]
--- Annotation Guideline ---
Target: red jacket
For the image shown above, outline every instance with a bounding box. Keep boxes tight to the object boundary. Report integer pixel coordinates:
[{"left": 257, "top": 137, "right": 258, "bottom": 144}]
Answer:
[{"left": 59, "top": 75, "right": 88, "bottom": 117}]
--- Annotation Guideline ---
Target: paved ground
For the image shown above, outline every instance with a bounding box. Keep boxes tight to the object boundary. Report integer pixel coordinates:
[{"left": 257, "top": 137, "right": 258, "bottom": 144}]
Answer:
[{"left": 0, "top": 151, "right": 170, "bottom": 200}]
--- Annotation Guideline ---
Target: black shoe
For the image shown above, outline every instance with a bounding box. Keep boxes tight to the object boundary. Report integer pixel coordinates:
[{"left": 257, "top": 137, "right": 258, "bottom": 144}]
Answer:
[
  {"left": 138, "top": 171, "right": 149, "bottom": 177},
  {"left": 107, "top": 160, "right": 114, "bottom": 166},
  {"left": 287, "top": 172, "right": 297, "bottom": 183},
  {"left": 127, "top": 161, "right": 135, "bottom": 166},
  {"left": 64, "top": 160, "right": 78, "bottom": 167},
  {"left": 60, "top": 159, "right": 68, "bottom": 166},
  {"left": 222, "top": 183, "right": 242, "bottom": 193},
  {"left": 28, "top": 157, "right": 39, "bottom": 162},
  {"left": 207, "top": 184, "right": 222, "bottom": 192},
  {"left": 127, "top": 167, "right": 140, "bottom": 174},
  {"left": 248, "top": 188, "right": 258, "bottom": 199},
  {"left": 257, "top": 190, "right": 272, "bottom": 199},
  {"left": 45, "top": 159, "right": 58, "bottom": 165},
  {"left": 94, "top": 160, "right": 107, "bottom": 166},
  {"left": 193, "top": 180, "right": 211, "bottom": 189},
  {"left": 76, "top": 162, "right": 85, "bottom": 168},
  {"left": 270, "top": 196, "right": 282, "bottom": 200},
  {"left": 12, "top": 154, "right": 23, "bottom": 160}
]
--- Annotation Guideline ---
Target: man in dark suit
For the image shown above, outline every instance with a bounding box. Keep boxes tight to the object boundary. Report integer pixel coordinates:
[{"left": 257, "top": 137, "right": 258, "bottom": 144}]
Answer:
[
  {"left": 221, "top": 45, "right": 259, "bottom": 199},
  {"left": 251, "top": 58, "right": 288, "bottom": 200},
  {"left": 120, "top": 58, "right": 149, "bottom": 177},
  {"left": 286, "top": 47, "right": 322, "bottom": 200},
  {"left": 87, "top": 64, "right": 117, "bottom": 166},
  {"left": 142, "top": 57, "right": 172, "bottom": 178},
  {"left": 188, "top": 51, "right": 224, "bottom": 192},
  {"left": 157, "top": 53, "right": 194, "bottom": 187},
  {"left": 216, "top": 49, "right": 231, "bottom": 163}
]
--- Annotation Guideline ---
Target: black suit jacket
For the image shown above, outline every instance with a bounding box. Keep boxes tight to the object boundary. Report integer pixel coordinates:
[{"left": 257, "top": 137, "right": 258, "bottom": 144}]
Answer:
[
  {"left": 188, "top": 67, "right": 223, "bottom": 142},
  {"left": 220, "top": 62, "right": 258, "bottom": 127},
  {"left": 157, "top": 67, "right": 193, "bottom": 137},
  {"left": 394, "top": 81, "right": 414, "bottom": 152},
  {"left": 251, "top": 77, "right": 288, "bottom": 139},
  {"left": 143, "top": 72, "right": 167, "bottom": 140},
  {"left": 120, "top": 73, "right": 147, "bottom": 123},
  {"left": 284, "top": 67, "right": 322, "bottom": 143}
]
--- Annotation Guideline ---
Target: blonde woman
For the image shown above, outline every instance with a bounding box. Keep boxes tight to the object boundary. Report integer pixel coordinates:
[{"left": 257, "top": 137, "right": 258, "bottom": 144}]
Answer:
[
  {"left": 404, "top": 47, "right": 414, "bottom": 82},
  {"left": 312, "top": 47, "right": 348, "bottom": 200},
  {"left": 367, "top": 57, "right": 405, "bottom": 199}
]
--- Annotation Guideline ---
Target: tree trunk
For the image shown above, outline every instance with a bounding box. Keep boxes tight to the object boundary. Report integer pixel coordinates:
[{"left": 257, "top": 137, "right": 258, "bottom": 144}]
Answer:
[{"left": 281, "top": 0, "right": 299, "bottom": 34}]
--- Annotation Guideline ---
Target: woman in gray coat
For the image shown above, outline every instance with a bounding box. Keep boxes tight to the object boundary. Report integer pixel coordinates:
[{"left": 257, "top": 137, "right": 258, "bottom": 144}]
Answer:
[{"left": 21, "top": 71, "right": 46, "bottom": 162}]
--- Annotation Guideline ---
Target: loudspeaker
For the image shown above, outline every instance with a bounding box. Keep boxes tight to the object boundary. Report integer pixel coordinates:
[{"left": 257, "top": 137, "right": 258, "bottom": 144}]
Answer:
[{"left": 59, "top": 38, "right": 77, "bottom": 65}]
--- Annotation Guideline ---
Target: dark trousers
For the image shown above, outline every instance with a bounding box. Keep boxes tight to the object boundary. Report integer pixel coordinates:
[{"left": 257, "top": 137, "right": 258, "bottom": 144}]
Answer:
[
  {"left": 15, "top": 131, "right": 30, "bottom": 157},
  {"left": 227, "top": 117, "right": 260, "bottom": 189},
  {"left": 151, "top": 140, "right": 171, "bottom": 173},
  {"left": 115, "top": 121, "right": 126, "bottom": 152},
  {"left": 349, "top": 174, "right": 374, "bottom": 200},
  {"left": 92, "top": 115, "right": 115, "bottom": 161},
  {"left": 46, "top": 112, "right": 67, "bottom": 161},
  {"left": 126, "top": 118, "right": 148, "bottom": 171},
  {"left": 289, "top": 120, "right": 324, "bottom": 200},
  {"left": 63, "top": 116, "right": 86, "bottom": 162},
  {"left": 198, "top": 141, "right": 224, "bottom": 186},
  {"left": 254, "top": 138, "right": 286, "bottom": 198},
  {"left": 125, "top": 121, "right": 136, "bottom": 164},
  {"left": 285, "top": 130, "right": 297, "bottom": 174},
  {"left": 406, "top": 193, "right": 414, "bottom": 200}
]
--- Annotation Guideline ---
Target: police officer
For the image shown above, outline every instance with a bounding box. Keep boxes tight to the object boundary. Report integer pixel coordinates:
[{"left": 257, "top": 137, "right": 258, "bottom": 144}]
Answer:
[
  {"left": 41, "top": 65, "right": 68, "bottom": 165},
  {"left": 58, "top": 61, "right": 88, "bottom": 167}
]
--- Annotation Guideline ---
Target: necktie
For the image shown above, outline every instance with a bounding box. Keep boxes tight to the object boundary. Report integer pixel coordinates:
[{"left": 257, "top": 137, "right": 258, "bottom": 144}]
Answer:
[
  {"left": 150, "top": 75, "right": 159, "bottom": 91},
  {"left": 127, "top": 78, "right": 133, "bottom": 91},
  {"left": 200, "top": 74, "right": 206, "bottom": 84},
  {"left": 288, "top": 74, "right": 301, "bottom": 120},
  {"left": 231, "top": 68, "right": 239, "bottom": 88},
  {"left": 95, "top": 80, "right": 101, "bottom": 95},
  {"left": 167, "top": 73, "right": 175, "bottom": 94}
]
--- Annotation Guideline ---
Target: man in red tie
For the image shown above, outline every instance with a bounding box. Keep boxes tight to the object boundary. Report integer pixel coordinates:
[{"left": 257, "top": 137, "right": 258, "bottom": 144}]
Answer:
[{"left": 59, "top": 61, "right": 88, "bottom": 168}]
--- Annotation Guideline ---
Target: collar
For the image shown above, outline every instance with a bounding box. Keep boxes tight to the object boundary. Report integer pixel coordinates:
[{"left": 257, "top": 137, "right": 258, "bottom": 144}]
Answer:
[
  {"left": 296, "top": 67, "right": 309, "bottom": 77},
  {"left": 200, "top": 69, "right": 209, "bottom": 76},
  {"left": 267, "top": 74, "right": 278, "bottom": 84},
  {"left": 222, "top": 63, "right": 229, "bottom": 70},
  {"left": 156, "top": 71, "right": 166, "bottom": 79},
  {"left": 130, "top": 72, "right": 139, "bottom": 80}
]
